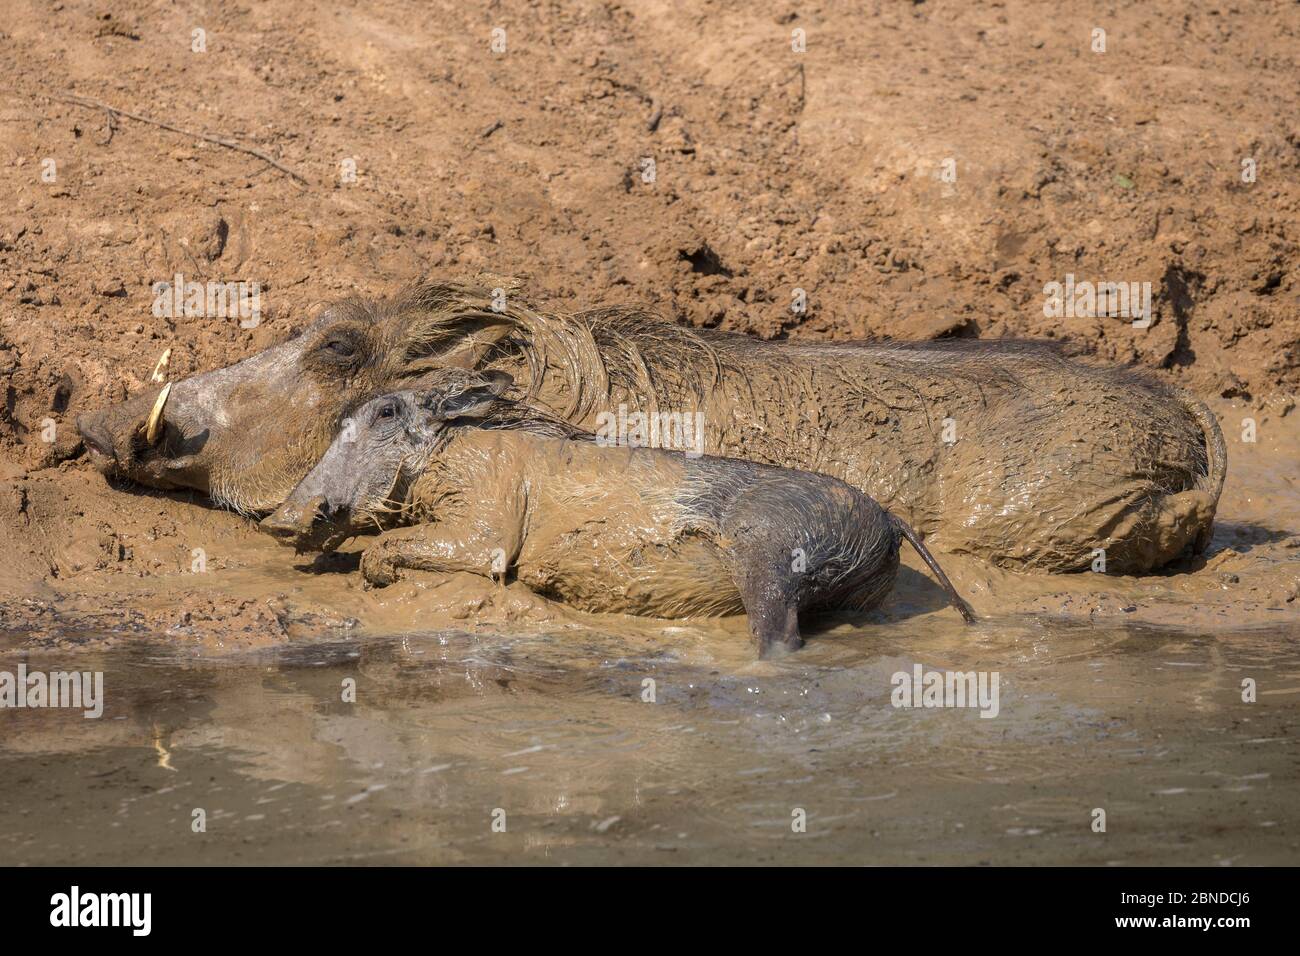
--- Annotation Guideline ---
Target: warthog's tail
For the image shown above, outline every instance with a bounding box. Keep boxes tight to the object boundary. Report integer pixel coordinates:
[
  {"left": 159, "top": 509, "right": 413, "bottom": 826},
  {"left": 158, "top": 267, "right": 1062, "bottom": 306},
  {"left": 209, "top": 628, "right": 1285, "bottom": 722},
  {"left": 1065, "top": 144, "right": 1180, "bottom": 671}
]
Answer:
[
  {"left": 1180, "top": 392, "right": 1228, "bottom": 554},
  {"left": 891, "top": 515, "right": 977, "bottom": 624}
]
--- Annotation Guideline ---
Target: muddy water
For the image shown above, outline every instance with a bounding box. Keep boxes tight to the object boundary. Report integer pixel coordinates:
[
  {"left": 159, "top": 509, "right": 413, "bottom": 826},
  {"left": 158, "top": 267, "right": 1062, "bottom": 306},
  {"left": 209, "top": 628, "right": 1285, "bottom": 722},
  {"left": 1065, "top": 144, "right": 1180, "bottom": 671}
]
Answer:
[{"left": 1, "top": 607, "right": 1296, "bottom": 865}]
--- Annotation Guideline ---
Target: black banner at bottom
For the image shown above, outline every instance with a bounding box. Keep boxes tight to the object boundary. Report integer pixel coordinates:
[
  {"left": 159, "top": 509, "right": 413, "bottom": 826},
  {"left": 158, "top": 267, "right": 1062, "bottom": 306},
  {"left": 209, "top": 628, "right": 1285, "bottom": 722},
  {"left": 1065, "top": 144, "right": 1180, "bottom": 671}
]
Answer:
[{"left": 0, "top": 866, "right": 1281, "bottom": 941}]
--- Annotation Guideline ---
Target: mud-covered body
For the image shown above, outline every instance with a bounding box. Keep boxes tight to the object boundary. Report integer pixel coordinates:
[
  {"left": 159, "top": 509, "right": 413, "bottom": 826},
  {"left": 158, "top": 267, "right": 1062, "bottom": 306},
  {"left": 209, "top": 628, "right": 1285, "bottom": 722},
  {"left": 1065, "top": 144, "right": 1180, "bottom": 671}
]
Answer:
[
  {"left": 387, "top": 430, "right": 902, "bottom": 623},
  {"left": 676, "top": 337, "right": 1224, "bottom": 572},
  {"left": 261, "top": 378, "right": 972, "bottom": 655},
  {"left": 83, "top": 281, "right": 1226, "bottom": 572}
]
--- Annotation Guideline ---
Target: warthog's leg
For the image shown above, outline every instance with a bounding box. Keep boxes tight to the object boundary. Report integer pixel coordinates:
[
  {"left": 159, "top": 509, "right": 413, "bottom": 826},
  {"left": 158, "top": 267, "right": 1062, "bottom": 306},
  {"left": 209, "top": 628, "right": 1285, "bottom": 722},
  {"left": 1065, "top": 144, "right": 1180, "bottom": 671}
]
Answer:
[
  {"left": 743, "top": 591, "right": 803, "bottom": 658},
  {"left": 732, "top": 561, "right": 803, "bottom": 658},
  {"left": 360, "top": 520, "right": 523, "bottom": 588},
  {"left": 715, "top": 481, "right": 813, "bottom": 657}
]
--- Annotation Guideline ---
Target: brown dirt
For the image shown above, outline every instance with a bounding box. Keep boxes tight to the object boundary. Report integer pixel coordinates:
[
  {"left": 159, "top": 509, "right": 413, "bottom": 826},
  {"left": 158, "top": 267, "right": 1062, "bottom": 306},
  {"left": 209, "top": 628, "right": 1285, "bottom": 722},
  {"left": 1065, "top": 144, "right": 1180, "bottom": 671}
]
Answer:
[{"left": 0, "top": 0, "right": 1296, "bottom": 646}]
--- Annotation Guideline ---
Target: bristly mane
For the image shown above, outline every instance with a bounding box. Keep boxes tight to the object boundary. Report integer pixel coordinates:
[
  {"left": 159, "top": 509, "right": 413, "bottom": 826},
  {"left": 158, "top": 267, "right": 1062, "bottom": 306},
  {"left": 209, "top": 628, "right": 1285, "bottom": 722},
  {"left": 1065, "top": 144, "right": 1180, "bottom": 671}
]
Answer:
[
  {"left": 379, "top": 280, "right": 1177, "bottom": 411},
  {"left": 376, "top": 280, "right": 725, "bottom": 422}
]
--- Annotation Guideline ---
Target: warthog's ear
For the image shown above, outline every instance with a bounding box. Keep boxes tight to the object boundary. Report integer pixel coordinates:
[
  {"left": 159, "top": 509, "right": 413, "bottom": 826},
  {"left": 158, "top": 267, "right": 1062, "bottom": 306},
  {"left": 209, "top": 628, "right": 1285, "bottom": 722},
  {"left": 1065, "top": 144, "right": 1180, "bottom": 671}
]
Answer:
[
  {"left": 419, "top": 372, "right": 513, "bottom": 422},
  {"left": 476, "top": 369, "right": 514, "bottom": 393},
  {"left": 415, "top": 316, "right": 515, "bottom": 370},
  {"left": 400, "top": 278, "right": 527, "bottom": 372},
  {"left": 437, "top": 388, "right": 501, "bottom": 420}
]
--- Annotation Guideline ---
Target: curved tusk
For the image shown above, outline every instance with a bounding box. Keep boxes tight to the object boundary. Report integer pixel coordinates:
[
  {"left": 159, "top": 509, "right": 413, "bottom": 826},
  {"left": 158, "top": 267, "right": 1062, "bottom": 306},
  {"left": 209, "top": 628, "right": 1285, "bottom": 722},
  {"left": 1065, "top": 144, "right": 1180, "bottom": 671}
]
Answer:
[
  {"left": 145, "top": 382, "right": 172, "bottom": 445},
  {"left": 150, "top": 348, "right": 172, "bottom": 383}
]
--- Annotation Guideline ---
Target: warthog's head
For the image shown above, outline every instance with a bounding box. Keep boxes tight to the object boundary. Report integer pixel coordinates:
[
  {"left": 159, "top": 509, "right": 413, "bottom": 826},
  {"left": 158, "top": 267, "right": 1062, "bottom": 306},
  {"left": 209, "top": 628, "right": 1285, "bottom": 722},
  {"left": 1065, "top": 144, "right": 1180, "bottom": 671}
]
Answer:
[
  {"left": 259, "top": 370, "right": 513, "bottom": 551},
  {"left": 75, "top": 281, "right": 568, "bottom": 514}
]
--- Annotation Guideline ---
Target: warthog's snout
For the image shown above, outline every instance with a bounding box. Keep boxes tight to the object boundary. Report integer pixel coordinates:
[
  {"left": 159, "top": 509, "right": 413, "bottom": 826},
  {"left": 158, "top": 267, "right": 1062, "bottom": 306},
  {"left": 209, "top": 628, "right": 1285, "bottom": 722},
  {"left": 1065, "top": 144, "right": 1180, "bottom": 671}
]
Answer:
[
  {"left": 76, "top": 412, "right": 118, "bottom": 462},
  {"left": 76, "top": 387, "right": 161, "bottom": 471},
  {"left": 76, "top": 383, "right": 194, "bottom": 488}
]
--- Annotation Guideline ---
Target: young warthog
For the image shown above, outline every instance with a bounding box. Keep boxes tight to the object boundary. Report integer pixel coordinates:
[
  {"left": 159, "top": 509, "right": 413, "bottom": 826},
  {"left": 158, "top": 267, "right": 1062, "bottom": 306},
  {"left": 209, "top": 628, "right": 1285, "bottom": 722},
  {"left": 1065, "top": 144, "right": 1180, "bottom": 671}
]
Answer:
[
  {"left": 260, "top": 371, "right": 975, "bottom": 657},
  {"left": 79, "top": 279, "right": 1226, "bottom": 572}
]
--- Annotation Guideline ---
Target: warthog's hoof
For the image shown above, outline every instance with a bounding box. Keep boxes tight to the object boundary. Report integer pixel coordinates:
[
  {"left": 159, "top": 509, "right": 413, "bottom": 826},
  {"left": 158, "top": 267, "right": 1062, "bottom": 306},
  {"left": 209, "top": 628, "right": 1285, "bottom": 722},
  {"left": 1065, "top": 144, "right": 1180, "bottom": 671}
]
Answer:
[{"left": 359, "top": 548, "right": 401, "bottom": 589}]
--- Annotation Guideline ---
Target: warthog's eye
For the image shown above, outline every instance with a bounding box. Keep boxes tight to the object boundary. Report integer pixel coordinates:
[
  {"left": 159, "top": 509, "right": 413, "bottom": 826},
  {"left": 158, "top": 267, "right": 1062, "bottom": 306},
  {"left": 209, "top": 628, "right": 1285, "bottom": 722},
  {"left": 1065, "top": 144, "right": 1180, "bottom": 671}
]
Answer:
[
  {"left": 324, "top": 337, "right": 356, "bottom": 357},
  {"left": 372, "top": 402, "right": 399, "bottom": 425},
  {"left": 307, "top": 319, "right": 371, "bottom": 372}
]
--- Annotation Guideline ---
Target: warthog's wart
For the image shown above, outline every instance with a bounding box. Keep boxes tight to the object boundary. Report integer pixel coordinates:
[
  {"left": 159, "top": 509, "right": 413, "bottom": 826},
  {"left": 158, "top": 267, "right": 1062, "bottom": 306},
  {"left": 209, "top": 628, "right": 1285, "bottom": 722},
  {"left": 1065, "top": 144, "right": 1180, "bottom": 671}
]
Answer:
[{"left": 261, "top": 370, "right": 975, "bottom": 657}]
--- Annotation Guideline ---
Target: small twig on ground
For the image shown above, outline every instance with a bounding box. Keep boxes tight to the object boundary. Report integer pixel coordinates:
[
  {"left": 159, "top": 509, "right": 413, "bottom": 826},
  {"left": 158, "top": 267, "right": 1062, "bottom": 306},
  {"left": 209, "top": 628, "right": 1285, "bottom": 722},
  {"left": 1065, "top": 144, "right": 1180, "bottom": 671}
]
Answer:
[
  {"left": 45, "top": 91, "right": 309, "bottom": 186},
  {"left": 96, "top": 108, "right": 116, "bottom": 146},
  {"left": 480, "top": 119, "right": 504, "bottom": 138},
  {"left": 646, "top": 100, "right": 663, "bottom": 133}
]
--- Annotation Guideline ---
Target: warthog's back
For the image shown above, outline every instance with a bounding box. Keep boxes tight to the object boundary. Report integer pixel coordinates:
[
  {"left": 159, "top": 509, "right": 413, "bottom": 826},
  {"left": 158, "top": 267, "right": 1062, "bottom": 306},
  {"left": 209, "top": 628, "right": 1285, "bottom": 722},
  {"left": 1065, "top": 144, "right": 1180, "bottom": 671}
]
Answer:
[{"left": 667, "top": 335, "right": 1222, "bottom": 572}]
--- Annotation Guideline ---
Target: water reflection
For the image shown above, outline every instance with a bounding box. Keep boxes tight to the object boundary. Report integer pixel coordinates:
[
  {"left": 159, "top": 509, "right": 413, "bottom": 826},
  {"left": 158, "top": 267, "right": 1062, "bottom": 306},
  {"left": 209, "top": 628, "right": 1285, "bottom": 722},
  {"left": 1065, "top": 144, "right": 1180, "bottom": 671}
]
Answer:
[{"left": 0, "top": 617, "right": 1296, "bottom": 865}]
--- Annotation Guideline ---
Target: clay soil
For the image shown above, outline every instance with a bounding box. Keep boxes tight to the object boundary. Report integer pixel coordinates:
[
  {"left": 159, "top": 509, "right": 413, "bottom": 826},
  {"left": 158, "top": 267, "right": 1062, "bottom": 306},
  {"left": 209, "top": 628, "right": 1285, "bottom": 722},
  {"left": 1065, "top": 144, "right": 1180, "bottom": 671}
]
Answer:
[{"left": 0, "top": 0, "right": 1297, "bottom": 647}]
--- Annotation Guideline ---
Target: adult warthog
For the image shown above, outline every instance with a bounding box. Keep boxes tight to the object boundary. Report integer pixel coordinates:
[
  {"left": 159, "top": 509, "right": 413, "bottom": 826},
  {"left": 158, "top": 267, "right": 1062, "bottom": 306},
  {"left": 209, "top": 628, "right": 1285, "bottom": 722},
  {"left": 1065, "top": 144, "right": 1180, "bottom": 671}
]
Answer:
[{"left": 77, "top": 280, "right": 1226, "bottom": 572}]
